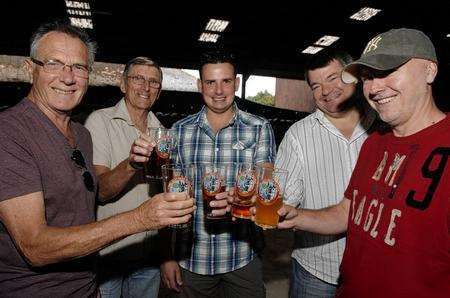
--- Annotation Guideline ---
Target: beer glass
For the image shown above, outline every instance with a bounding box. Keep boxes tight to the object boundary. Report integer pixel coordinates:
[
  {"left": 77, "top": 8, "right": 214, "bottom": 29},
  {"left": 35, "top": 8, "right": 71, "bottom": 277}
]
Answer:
[
  {"left": 255, "top": 165, "right": 288, "bottom": 229},
  {"left": 232, "top": 163, "right": 257, "bottom": 219},
  {"left": 161, "top": 164, "right": 195, "bottom": 228},
  {"left": 145, "top": 127, "right": 176, "bottom": 179},
  {"left": 200, "top": 164, "right": 229, "bottom": 220}
]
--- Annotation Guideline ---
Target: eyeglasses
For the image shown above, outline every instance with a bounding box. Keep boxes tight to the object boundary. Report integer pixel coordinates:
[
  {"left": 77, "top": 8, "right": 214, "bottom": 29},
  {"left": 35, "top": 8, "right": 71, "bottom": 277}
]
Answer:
[
  {"left": 31, "top": 57, "right": 90, "bottom": 79},
  {"left": 127, "top": 75, "right": 161, "bottom": 88},
  {"left": 71, "top": 149, "right": 95, "bottom": 192}
]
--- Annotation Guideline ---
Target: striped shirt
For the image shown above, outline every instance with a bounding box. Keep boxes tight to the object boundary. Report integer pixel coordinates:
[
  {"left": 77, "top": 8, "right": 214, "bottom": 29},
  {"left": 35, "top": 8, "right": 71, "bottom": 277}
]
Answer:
[
  {"left": 172, "top": 103, "right": 276, "bottom": 275},
  {"left": 275, "top": 109, "right": 375, "bottom": 284}
]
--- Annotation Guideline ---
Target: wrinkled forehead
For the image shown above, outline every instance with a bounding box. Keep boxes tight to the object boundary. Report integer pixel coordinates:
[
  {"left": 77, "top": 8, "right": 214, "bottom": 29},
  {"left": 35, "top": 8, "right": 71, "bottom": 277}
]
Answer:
[
  {"left": 36, "top": 31, "right": 88, "bottom": 63},
  {"left": 128, "top": 64, "right": 162, "bottom": 80}
]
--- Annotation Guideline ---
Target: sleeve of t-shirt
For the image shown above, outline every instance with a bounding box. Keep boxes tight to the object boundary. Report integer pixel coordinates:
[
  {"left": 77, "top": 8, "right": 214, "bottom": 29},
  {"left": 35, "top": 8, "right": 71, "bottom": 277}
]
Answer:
[
  {"left": 254, "top": 121, "right": 277, "bottom": 164},
  {"left": 84, "top": 111, "right": 112, "bottom": 168},
  {"left": 0, "top": 126, "right": 42, "bottom": 202},
  {"left": 275, "top": 127, "right": 305, "bottom": 207}
]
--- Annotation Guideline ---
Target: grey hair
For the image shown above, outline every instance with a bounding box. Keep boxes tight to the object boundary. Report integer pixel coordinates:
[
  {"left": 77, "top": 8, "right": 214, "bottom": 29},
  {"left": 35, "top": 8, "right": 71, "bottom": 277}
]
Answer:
[
  {"left": 30, "top": 20, "right": 97, "bottom": 67},
  {"left": 123, "top": 56, "right": 163, "bottom": 83}
]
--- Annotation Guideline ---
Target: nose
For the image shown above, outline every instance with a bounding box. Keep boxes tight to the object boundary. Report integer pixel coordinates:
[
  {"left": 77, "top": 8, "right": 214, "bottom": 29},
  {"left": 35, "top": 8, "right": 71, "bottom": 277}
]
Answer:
[
  {"left": 214, "top": 82, "right": 224, "bottom": 95},
  {"left": 59, "top": 65, "right": 76, "bottom": 84},
  {"left": 141, "top": 79, "right": 151, "bottom": 91},
  {"left": 366, "top": 77, "right": 385, "bottom": 94},
  {"left": 322, "top": 82, "right": 332, "bottom": 96}
]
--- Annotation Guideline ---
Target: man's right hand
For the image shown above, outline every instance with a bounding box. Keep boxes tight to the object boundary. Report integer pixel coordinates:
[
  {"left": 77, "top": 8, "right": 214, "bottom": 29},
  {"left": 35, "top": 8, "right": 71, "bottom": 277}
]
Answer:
[
  {"left": 161, "top": 260, "right": 183, "bottom": 292},
  {"left": 134, "top": 192, "right": 195, "bottom": 231},
  {"left": 128, "top": 132, "right": 155, "bottom": 169},
  {"left": 277, "top": 204, "right": 299, "bottom": 229}
]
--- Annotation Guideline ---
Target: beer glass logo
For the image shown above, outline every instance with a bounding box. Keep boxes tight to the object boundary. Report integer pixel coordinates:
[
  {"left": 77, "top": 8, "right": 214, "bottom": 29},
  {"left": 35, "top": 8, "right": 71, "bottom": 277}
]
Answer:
[
  {"left": 156, "top": 138, "right": 170, "bottom": 158},
  {"left": 168, "top": 177, "right": 188, "bottom": 193},
  {"left": 258, "top": 179, "right": 279, "bottom": 203},
  {"left": 237, "top": 171, "right": 256, "bottom": 196},
  {"left": 203, "top": 174, "right": 221, "bottom": 195}
]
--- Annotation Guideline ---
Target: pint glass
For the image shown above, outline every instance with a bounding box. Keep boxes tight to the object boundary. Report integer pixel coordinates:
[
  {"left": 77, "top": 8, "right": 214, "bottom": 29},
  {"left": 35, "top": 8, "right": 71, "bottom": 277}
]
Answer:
[
  {"left": 161, "top": 164, "right": 195, "bottom": 228},
  {"left": 232, "top": 163, "right": 257, "bottom": 219},
  {"left": 200, "top": 164, "right": 229, "bottom": 220},
  {"left": 255, "top": 166, "right": 288, "bottom": 229},
  {"left": 145, "top": 127, "right": 176, "bottom": 179}
]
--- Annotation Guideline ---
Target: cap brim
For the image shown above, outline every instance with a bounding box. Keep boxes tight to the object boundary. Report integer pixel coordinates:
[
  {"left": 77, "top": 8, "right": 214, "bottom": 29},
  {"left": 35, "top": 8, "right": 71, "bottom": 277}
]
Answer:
[{"left": 341, "top": 55, "right": 411, "bottom": 84}]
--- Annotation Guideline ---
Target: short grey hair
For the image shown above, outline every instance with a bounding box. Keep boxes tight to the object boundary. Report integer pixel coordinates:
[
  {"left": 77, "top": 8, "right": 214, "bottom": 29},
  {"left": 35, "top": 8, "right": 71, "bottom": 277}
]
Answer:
[
  {"left": 123, "top": 56, "right": 163, "bottom": 82},
  {"left": 30, "top": 20, "right": 97, "bottom": 67}
]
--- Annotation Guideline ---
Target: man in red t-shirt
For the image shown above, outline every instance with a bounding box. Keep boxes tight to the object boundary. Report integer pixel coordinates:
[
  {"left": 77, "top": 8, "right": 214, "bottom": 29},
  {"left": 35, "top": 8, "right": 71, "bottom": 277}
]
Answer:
[{"left": 276, "top": 28, "right": 450, "bottom": 297}]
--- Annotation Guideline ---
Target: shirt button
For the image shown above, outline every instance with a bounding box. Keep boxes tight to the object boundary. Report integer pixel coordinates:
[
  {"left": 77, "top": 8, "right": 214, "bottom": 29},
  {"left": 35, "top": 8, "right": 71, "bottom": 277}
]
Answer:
[{"left": 215, "top": 148, "right": 219, "bottom": 152}]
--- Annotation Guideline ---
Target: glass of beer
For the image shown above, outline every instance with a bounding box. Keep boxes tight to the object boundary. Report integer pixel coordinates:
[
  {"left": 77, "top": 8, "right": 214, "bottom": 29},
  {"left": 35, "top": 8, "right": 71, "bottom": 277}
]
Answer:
[
  {"left": 201, "top": 164, "right": 229, "bottom": 220},
  {"left": 161, "top": 163, "right": 195, "bottom": 228},
  {"left": 145, "top": 127, "right": 176, "bottom": 180},
  {"left": 254, "top": 165, "right": 288, "bottom": 229},
  {"left": 232, "top": 163, "right": 257, "bottom": 219}
]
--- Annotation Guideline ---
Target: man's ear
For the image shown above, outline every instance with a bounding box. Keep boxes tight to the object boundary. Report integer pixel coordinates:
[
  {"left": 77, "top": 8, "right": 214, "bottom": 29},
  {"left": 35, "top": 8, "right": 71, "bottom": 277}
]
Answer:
[
  {"left": 425, "top": 61, "right": 438, "bottom": 84},
  {"left": 120, "top": 77, "right": 127, "bottom": 93},
  {"left": 197, "top": 78, "right": 202, "bottom": 93},
  {"left": 234, "top": 76, "right": 240, "bottom": 92},
  {"left": 24, "top": 58, "right": 34, "bottom": 83}
]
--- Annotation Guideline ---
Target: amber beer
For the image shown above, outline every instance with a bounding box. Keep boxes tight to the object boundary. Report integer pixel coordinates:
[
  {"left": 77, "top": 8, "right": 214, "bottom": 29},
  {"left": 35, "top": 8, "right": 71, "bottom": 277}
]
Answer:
[
  {"left": 145, "top": 128, "right": 175, "bottom": 179},
  {"left": 255, "top": 166, "right": 288, "bottom": 229},
  {"left": 161, "top": 164, "right": 194, "bottom": 228},
  {"left": 232, "top": 164, "right": 257, "bottom": 219},
  {"left": 201, "top": 164, "right": 229, "bottom": 219}
]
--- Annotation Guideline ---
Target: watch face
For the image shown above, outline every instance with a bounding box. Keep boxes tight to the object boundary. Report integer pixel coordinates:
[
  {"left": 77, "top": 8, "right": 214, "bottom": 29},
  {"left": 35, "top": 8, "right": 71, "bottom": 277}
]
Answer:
[
  {"left": 258, "top": 179, "right": 280, "bottom": 203},
  {"left": 168, "top": 176, "right": 188, "bottom": 193},
  {"left": 237, "top": 170, "right": 256, "bottom": 197},
  {"left": 156, "top": 138, "right": 170, "bottom": 158},
  {"left": 202, "top": 173, "right": 222, "bottom": 196}
]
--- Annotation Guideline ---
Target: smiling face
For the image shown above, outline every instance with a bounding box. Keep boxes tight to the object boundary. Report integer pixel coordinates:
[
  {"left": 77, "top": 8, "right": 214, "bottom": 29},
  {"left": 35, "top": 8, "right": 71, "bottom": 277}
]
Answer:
[
  {"left": 198, "top": 62, "right": 240, "bottom": 115},
  {"left": 307, "top": 59, "right": 356, "bottom": 119},
  {"left": 121, "top": 64, "right": 161, "bottom": 112},
  {"left": 361, "top": 58, "right": 437, "bottom": 132},
  {"left": 27, "top": 31, "right": 89, "bottom": 115}
]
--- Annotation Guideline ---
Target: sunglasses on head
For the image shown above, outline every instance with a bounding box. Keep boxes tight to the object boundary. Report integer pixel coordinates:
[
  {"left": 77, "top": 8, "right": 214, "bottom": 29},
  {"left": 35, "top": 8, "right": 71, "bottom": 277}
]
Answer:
[{"left": 71, "top": 149, "right": 95, "bottom": 192}]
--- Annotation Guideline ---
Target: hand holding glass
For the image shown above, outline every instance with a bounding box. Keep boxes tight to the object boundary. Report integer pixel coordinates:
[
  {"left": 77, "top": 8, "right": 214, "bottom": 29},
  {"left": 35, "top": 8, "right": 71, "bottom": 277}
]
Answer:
[
  {"left": 161, "top": 164, "right": 195, "bottom": 228},
  {"left": 145, "top": 127, "right": 176, "bottom": 179},
  {"left": 201, "top": 164, "right": 230, "bottom": 220}
]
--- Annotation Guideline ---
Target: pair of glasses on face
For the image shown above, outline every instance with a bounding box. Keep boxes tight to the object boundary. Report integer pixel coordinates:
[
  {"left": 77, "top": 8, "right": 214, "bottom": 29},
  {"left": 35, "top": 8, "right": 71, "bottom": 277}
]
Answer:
[
  {"left": 31, "top": 57, "right": 90, "bottom": 79},
  {"left": 127, "top": 75, "right": 161, "bottom": 89},
  {"left": 71, "top": 149, "right": 95, "bottom": 192}
]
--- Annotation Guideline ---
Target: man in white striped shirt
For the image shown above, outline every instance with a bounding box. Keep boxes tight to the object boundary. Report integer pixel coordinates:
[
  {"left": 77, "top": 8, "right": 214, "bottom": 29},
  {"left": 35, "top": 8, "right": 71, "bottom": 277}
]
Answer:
[{"left": 275, "top": 49, "right": 376, "bottom": 297}]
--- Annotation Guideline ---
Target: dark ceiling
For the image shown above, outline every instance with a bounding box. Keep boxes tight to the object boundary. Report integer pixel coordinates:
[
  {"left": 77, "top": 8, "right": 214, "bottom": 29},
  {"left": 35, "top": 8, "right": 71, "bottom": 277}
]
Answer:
[{"left": 1, "top": 0, "right": 449, "bottom": 80}]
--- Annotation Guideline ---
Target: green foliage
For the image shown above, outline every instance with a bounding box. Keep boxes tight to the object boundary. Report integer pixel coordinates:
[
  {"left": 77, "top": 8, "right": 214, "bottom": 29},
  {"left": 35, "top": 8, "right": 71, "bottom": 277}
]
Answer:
[{"left": 246, "top": 90, "right": 274, "bottom": 106}]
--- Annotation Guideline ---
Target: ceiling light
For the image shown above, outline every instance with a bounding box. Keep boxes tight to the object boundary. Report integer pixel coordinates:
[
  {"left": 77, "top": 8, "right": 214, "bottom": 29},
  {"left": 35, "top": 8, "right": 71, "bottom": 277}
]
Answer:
[
  {"left": 302, "top": 46, "right": 324, "bottom": 54},
  {"left": 65, "top": 1, "right": 90, "bottom": 9},
  {"left": 69, "top": 17, "right": 93, "bottom": 29},
  {"left": 205, "top": 19, "right": 229, "bottom": 32},
  {"left": 314, "top": 35, "right": 340, "bottom": 46},
  {"left": 198, "top": 32, "right": 220, "bottom": 43},
  {"left": 350, "top": 7, "right": 381, "bottom": 21},
  {"left": 447, "top": 34, "right": 450, "bottom": 38},
  {"left": 67, "top": 9, "right": 91, "bottom": 16}
]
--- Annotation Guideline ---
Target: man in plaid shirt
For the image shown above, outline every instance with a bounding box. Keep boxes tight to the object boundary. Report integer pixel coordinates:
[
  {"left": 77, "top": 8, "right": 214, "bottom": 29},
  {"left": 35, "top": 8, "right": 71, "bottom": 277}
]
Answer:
[{"left": 160, "top": 51, "right": 276, "bottom": 297}]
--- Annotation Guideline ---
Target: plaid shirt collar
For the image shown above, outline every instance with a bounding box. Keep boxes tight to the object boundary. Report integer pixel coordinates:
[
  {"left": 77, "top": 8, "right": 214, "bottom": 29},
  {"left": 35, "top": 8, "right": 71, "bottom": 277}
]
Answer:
[{"left": 193, "top": 102, "right": 241, "bottom": 129}]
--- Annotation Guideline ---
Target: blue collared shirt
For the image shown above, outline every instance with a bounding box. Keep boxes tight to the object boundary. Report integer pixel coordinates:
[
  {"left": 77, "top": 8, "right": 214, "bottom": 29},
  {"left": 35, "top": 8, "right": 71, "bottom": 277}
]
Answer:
[{"left": 172, "top": 103, "right": 276, "bottom": 274}]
